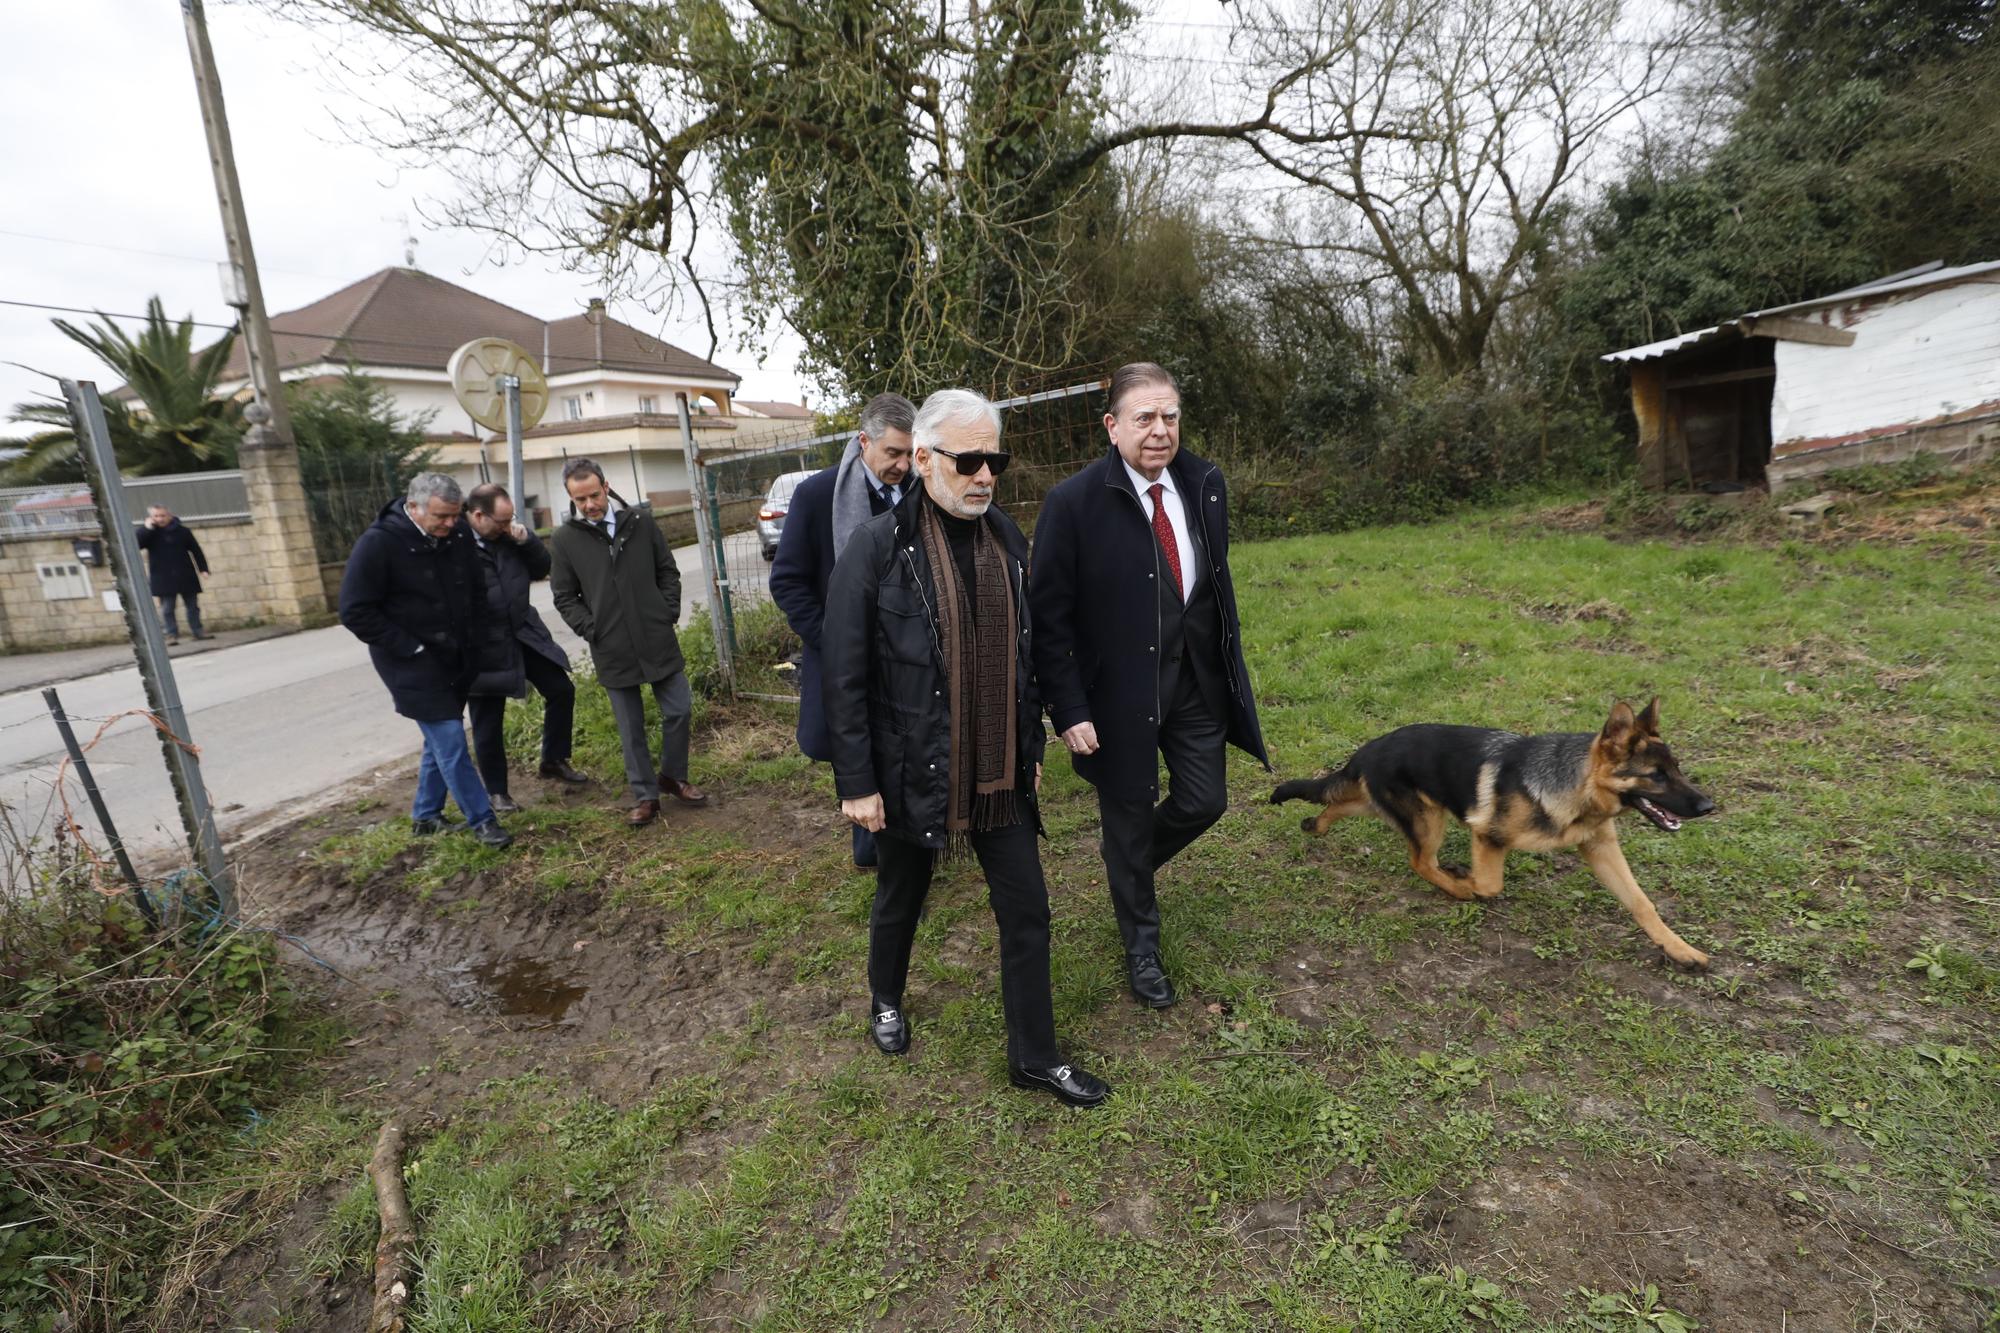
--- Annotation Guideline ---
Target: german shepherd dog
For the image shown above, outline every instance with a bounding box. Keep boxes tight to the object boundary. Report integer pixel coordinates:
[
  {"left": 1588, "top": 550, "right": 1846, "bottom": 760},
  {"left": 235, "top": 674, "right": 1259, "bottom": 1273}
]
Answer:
[{"left": 1270, "top": 700, "right": 1716, "bottom": 967}]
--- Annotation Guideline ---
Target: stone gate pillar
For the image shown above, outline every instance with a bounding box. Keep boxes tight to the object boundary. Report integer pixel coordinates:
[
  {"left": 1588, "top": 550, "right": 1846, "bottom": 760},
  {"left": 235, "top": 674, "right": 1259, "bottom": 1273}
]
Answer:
[{"left": 237, "top": 413, "right": 329, "bottom": 625}]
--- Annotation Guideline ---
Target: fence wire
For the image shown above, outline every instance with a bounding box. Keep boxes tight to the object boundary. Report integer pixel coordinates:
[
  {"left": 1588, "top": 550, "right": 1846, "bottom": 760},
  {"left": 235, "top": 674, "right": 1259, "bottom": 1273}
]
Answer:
[{"left": 693, "top": 374, "right": 1110, "bottom": 697}]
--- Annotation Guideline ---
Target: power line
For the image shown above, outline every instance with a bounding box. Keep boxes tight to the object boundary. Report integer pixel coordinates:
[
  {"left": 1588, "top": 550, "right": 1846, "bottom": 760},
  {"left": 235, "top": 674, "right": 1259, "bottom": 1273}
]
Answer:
[
  {"left": 0, "top": 227, "right": 343, "bottom": 282},
  {"left": 0, "top": 297, "right": 239, "bottom": 332}
]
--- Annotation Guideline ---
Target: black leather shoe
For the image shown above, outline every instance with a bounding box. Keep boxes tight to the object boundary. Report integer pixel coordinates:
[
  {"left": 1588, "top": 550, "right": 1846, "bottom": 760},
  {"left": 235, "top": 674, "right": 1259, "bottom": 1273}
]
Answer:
[
  {"left": 870, "top": 998, "right": 909, "bottom": 1055},
  {"left": 411, "top": 817, "right": 462, "bottom": 837},
  {"left": 488, "top": 792, "right": 521, "bottom": 814},
  {"left": 539, "top": 759, "right": 590, "bottom": 784},
  {"left": 470, "top": 820, "right": 514, "bottom": 850},
  {"left": 1128, "top": 952, "right": 1178, "bottom": 1009},
  {"left": 1009, "top": 1062, "right": 1111, "bottom": 1108}
]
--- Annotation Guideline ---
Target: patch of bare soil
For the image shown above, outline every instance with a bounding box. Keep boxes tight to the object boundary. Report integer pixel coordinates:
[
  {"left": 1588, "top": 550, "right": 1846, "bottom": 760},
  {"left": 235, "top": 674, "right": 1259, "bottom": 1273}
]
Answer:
[
  {"left": 1521, "top": 479, "right": 2000, "bottom": 551},
  {"left": 1421, "top": 1151, "right": 1977, "bottom": 1333},
  {"left": 190, "top": 766, "right": 855, "bottom": 1330}
]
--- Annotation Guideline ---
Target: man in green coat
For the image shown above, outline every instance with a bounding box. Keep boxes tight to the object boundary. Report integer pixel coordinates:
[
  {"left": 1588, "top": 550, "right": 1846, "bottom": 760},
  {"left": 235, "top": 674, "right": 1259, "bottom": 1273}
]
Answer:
[{"left": 550, "top": 457, "right": 709, "bottom": 826}]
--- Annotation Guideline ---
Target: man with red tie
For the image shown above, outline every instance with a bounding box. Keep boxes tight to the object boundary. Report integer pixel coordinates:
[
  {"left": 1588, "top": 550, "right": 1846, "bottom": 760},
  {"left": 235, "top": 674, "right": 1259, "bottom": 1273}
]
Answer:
[{"left": 1029, "top": 363, "right": 1270, "bottom": 1010}]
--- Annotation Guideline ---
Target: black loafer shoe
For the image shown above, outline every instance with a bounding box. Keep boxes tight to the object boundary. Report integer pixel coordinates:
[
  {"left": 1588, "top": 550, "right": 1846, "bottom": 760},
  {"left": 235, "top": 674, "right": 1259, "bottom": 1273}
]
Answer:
[
  {"left": 411, "top": 817, "right": 464, "bottom": 837},
  {"left": 470, "top": 820, "right": 514, "bottom": 850},
  {"left": 489, "top": 792, "right": 521, "bottom": 814},
  {"left": 870, "top": 999, "right": 909, "bottom": 1055},
  {"left": 538, "top": 760, "right": 590, "bottom": 784},
  {"left": 1127, "top": 952, "right": 1178, "bottom": 1009},
  {"left": 1009, "top": 1062, "right": 1111, "bottom": 1108}
]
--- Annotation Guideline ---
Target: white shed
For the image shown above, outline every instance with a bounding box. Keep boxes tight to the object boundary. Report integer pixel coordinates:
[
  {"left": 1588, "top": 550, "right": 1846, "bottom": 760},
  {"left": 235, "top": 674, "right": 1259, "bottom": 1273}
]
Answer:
[{"left": 1604, "top": 261, "right": 2000, "bottom": 490}]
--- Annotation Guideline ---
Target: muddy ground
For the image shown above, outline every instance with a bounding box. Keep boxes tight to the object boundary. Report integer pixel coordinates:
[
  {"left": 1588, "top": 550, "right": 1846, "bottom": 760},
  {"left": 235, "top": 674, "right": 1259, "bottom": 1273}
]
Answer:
[{"left": 179, "top": 745, "right": 1996, "bottom": 1333}]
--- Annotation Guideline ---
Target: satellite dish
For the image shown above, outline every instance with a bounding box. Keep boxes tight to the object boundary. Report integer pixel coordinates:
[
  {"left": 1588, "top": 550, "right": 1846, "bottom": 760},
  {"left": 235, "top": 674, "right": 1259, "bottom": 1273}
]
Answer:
[{"left": 448, "top": 337, "right": 549, "bottom": 432}]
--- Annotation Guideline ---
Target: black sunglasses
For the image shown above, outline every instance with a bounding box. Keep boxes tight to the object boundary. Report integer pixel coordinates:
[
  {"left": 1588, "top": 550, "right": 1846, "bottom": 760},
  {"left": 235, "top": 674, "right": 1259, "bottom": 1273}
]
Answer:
[{"left": 932, "top": 446, "right": 1011, "bottom": 477}]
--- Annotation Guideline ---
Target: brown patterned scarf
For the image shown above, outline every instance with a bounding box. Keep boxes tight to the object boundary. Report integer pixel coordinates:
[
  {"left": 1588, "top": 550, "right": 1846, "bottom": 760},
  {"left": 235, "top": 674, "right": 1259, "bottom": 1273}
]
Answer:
[{"left": 917, "top": 496, "right": 1018, "bottom": 846}]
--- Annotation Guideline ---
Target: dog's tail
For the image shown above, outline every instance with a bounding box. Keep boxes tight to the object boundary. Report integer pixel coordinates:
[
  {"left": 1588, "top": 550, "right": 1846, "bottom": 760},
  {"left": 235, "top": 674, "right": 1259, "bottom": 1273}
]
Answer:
[{"left": 1269, "top": 767, "right": 1356, "bottom": 807}]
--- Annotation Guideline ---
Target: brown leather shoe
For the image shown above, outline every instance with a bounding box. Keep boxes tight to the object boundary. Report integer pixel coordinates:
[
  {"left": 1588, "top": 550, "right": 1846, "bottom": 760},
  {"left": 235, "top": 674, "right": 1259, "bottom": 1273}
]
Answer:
[
  {"left": 627, "top": 798, "right": 660, "bottom": 826},
  {"left": 660, "top": 776, "right": 709, "bottom": 807}
]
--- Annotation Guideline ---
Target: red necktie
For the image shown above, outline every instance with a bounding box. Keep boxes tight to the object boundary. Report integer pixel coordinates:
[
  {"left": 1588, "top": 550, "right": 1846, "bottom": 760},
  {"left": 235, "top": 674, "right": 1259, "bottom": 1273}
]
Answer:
[{"left": 1149, "top": 483, "right": 1184, "bottom": 601}]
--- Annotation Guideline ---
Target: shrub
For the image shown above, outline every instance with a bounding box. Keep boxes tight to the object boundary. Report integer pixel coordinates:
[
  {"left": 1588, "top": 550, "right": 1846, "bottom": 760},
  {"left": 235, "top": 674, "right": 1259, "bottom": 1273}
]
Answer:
[{"left": 0, "top": 856, "right": 295, "bottom": 1328}]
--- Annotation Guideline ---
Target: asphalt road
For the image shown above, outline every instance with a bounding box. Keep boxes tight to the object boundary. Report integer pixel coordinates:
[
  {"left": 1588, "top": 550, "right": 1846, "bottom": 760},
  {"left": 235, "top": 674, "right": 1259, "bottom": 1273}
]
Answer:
[{"left": 0, "top": 538, "right": 773, "bottom": 868}]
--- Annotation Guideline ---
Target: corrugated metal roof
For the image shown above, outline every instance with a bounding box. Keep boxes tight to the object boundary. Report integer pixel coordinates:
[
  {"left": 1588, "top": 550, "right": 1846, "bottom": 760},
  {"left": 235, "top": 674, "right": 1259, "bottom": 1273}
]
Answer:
[
  {"left": 1600, "top": 324, "right": 1739, "bottom": 363},
  {"left": 1604, "top": 260, "right": 2000, "bottom": 363},
  {"left": 1745, "top": 260, "right": 2000, "bottom": 320}
]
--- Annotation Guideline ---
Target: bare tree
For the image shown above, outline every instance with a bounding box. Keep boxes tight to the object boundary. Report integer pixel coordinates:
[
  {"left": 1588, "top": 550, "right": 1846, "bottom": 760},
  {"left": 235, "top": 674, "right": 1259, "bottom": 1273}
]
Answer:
[
  {"left": 257, "top": 0, "right": 1425, "bottom": 392},
  {"left": 1223, "top": 0, "right": 1690, "bottom": 377}
]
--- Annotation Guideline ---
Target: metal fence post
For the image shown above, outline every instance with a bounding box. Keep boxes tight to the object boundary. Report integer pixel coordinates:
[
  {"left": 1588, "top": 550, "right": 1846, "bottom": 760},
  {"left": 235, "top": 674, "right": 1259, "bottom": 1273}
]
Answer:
[
  {"left": 61, "top": 379, "right": 235, "bottom": 912},
  {"left": 43, "top": 686, "right": 156, "bottom": 928},
  {"left": 677, "top": 393, "right": 734, "bottom": 690}
]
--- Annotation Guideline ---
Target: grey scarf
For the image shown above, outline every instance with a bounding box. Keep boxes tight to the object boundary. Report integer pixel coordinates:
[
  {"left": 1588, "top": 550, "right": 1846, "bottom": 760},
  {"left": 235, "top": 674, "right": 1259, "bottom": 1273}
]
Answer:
[{"left": 830, "top": 436, "right": 894, "bottom": 559}]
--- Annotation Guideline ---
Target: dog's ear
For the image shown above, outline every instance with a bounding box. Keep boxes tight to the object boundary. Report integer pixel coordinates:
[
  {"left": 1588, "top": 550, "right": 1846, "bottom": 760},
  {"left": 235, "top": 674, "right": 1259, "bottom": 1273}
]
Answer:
[
  {"left": 1599, "top": 700, "right": 1639, "bottom": 756},
  {"left": 1636, "top": 696, "right": 1661, "bottom": 737}
]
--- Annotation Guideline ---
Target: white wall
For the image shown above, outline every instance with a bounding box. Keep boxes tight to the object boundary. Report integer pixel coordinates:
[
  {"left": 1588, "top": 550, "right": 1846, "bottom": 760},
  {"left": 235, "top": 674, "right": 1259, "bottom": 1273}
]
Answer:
[{"left": 1773, "top": 280, "right": 2000, "bottom": 452}]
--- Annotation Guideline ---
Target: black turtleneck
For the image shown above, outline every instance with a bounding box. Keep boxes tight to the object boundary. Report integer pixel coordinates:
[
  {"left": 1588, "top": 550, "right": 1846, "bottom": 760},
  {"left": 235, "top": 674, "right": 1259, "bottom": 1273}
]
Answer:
[{"left": 933, "top": 501, "right": 980, "bottom": 608}]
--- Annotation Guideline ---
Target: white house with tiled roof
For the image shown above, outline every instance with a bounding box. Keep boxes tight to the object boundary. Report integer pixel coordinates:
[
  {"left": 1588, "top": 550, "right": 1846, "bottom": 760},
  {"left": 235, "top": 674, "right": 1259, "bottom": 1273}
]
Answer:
[{"left": 211, "top": 267, "right": 768, "bottom": 521}]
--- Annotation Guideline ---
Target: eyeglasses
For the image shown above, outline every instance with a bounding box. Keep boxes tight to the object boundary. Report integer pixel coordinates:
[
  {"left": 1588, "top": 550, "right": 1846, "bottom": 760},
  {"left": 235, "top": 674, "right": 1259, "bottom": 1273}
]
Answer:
[{"left": 932, "top": 446, "right": 1011, "bottom": 477}]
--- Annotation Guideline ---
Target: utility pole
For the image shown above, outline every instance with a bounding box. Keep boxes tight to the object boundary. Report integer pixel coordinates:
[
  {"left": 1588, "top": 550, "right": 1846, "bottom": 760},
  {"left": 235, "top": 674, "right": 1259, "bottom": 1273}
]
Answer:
[
  {"left": 180, "top": 0, "right": 329, "bottom": 626},
  {"left": 180, "top": 0, "right": 293, "bottom": 444}
]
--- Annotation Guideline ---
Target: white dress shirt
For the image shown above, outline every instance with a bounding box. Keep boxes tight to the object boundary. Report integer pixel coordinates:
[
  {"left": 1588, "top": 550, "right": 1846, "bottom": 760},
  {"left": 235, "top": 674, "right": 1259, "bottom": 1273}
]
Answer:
[{"left": 1122, "top": 459, "right": 1199, "bottom": 603}]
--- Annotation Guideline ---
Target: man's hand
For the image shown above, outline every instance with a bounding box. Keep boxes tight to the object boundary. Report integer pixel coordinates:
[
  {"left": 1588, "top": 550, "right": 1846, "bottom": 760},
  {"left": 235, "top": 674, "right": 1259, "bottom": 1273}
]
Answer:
[
  {"left": 1061, "top": 721, "right": 1100, "bottom": 756},
  {"left": 841, "top": 793, "right": 886, "bottom": 832},
  {"left": 507, "top": 521, "right": 528, "bottom": 543},
  {"left": 1034, "top": 762, "right": 1043, "bottom": 794}
]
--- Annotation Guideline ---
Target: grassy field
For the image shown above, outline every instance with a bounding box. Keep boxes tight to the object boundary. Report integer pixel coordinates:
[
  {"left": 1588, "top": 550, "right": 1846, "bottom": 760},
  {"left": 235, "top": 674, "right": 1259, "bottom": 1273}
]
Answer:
[{"left": 153, "top": 494, "right": 2000, "bottom": 1331}]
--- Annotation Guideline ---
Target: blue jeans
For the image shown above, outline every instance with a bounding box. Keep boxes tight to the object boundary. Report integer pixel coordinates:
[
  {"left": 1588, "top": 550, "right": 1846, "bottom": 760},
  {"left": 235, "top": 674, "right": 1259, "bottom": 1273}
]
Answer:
[
  {"left": 158, "top": 592, "right": 202, "bottom": 638},
  {"left": 412, "top": 716, "right": 496, "bottom": 827}
]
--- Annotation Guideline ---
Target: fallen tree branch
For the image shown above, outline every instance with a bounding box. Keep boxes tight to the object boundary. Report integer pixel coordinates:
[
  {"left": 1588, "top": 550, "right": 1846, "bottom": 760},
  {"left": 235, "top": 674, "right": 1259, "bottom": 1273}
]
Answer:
[{"left": 367, "top": 1121, "right": 416, "bottom": 1333}]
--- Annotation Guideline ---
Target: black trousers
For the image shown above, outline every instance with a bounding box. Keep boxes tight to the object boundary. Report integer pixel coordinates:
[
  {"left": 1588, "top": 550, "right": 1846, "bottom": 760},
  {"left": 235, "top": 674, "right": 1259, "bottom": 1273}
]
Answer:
[
  {"left": 1096, "top": 661, "right": 1229, "bottom": 959},
  {"left": 466, "top": 649, "right": 576, "bottom": 797},
  {"left": 870, "top": 820, "right": 1060, "bottom": 1069}
]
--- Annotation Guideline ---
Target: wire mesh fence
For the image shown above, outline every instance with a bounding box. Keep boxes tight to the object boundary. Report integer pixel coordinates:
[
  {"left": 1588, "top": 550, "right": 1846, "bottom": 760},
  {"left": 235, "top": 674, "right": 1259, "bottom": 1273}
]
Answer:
[
  {"left": 299, "top": 449, "right": 439, "bottom": 565},
  {"left": 0, "top": 471, "right": 250, "bottom": 538},
  {"left": 692, "top": 373, "right": 1110, "bottom": 697}
]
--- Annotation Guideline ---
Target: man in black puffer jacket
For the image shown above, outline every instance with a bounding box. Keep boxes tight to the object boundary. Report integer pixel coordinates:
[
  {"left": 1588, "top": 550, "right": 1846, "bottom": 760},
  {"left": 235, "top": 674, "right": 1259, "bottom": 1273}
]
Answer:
[
  {"left": 823, "top": 388, "right": 1109, "bottom": 1109},
  {"left": 339, "top": 473, "right": 512, "bottom": 848}
]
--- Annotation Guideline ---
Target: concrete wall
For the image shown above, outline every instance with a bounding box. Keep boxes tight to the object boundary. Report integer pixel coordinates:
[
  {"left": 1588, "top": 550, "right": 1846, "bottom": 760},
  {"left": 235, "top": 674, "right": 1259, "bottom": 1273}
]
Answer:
[{"left": 0, "top": 518, "right": 276, "bottom": 652}]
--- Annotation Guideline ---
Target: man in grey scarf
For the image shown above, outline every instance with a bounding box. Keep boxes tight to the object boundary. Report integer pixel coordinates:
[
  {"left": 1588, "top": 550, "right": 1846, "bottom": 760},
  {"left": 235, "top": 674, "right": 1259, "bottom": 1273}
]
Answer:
[{"left": 770, "top": 392, "right": 915, "bottom": 867}]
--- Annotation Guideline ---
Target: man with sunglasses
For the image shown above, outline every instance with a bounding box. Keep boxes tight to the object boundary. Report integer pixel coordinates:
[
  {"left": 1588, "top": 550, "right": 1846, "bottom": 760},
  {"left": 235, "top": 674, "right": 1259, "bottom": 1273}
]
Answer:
[
  {"left": 822, "top": 388, "right": 1110, "bottom": 1108},
  {"left": 1029, "top": 362, "right": 1269, "bottom": 1010}
]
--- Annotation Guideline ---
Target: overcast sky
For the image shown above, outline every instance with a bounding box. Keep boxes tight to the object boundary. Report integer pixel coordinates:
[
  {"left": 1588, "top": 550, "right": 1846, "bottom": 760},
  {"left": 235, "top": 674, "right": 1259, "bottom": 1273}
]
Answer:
[{"left": 0, "top": 0, "right": 815, "bottom": 442}]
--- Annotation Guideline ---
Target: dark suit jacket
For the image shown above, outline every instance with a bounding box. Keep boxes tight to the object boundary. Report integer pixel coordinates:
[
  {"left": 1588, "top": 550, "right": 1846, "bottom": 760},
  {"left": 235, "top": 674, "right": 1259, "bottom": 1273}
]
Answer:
[
  {"left": 1029, "top": 446, "right": 1270, "bottom": 801},
  {"left": 769, "top": 465, "right": 895, "bottom": 762}
]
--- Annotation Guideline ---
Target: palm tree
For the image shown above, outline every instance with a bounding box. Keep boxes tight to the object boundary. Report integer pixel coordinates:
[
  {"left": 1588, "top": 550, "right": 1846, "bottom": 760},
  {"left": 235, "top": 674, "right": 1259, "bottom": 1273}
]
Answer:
[{"left": 3, "top": 298, "right": 245, "bottom": 484}]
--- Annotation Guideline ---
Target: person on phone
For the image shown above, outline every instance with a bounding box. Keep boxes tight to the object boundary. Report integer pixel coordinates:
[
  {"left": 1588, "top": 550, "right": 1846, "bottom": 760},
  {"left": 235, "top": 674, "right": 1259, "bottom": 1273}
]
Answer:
[
  {"left": 136, "top": 504, "right": 210, "bottom": 646},
  {"left": 461, "top": 483, "right": 588, "bottom": 813}
]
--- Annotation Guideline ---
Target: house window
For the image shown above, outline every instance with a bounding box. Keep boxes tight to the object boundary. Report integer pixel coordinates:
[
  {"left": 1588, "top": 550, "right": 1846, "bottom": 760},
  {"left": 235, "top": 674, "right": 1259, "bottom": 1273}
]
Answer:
[
  {"left": 563, "top": 395, "right": 584, "bottom": 422},
  {"left": 36, "top": 562, "right": 91, "bottom": 601},
  {"left": 638, "top": 395, "right": 658, "bottom": 415}
]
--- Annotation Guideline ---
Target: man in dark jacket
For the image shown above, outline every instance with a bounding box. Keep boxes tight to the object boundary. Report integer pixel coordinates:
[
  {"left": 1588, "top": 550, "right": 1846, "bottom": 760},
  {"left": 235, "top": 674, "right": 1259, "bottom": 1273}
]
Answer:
[
  {"left": 549, "top": 457, "right": 707, "bottom": 827},
  {"left": 462, "top": 483, "right": 590, "bottom": 813},
  {"left": 339, "top": 473, "right": 513, "bottom": 848},
  {"left": 824, "top": 388, "right": 1109, "bottom": 1109},
  {"left": 136, "top": 504, "right": 210, "bottom": 645},
  {"left": 1029, "top": 362, "right": 1269, "bottom": 1010},
  {"left": 769, "top": 390, "right": 915, "bottom": 867}
]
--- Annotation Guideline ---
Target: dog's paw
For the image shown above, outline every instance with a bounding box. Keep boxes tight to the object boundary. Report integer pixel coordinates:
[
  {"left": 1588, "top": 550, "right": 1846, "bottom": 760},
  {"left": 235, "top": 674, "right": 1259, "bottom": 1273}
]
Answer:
[
  {"left": 1299, "top": 815, "right": 1318, "bottom": 834},
  {"left": 1665, "top": 943, "right": 1710, "bottom": 970}
]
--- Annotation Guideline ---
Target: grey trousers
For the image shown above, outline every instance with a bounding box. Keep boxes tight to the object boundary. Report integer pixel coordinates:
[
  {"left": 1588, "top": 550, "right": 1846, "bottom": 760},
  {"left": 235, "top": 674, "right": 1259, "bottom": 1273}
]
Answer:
[{"left": 605, "top": 672, "right": 693, "bottom": 801}]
